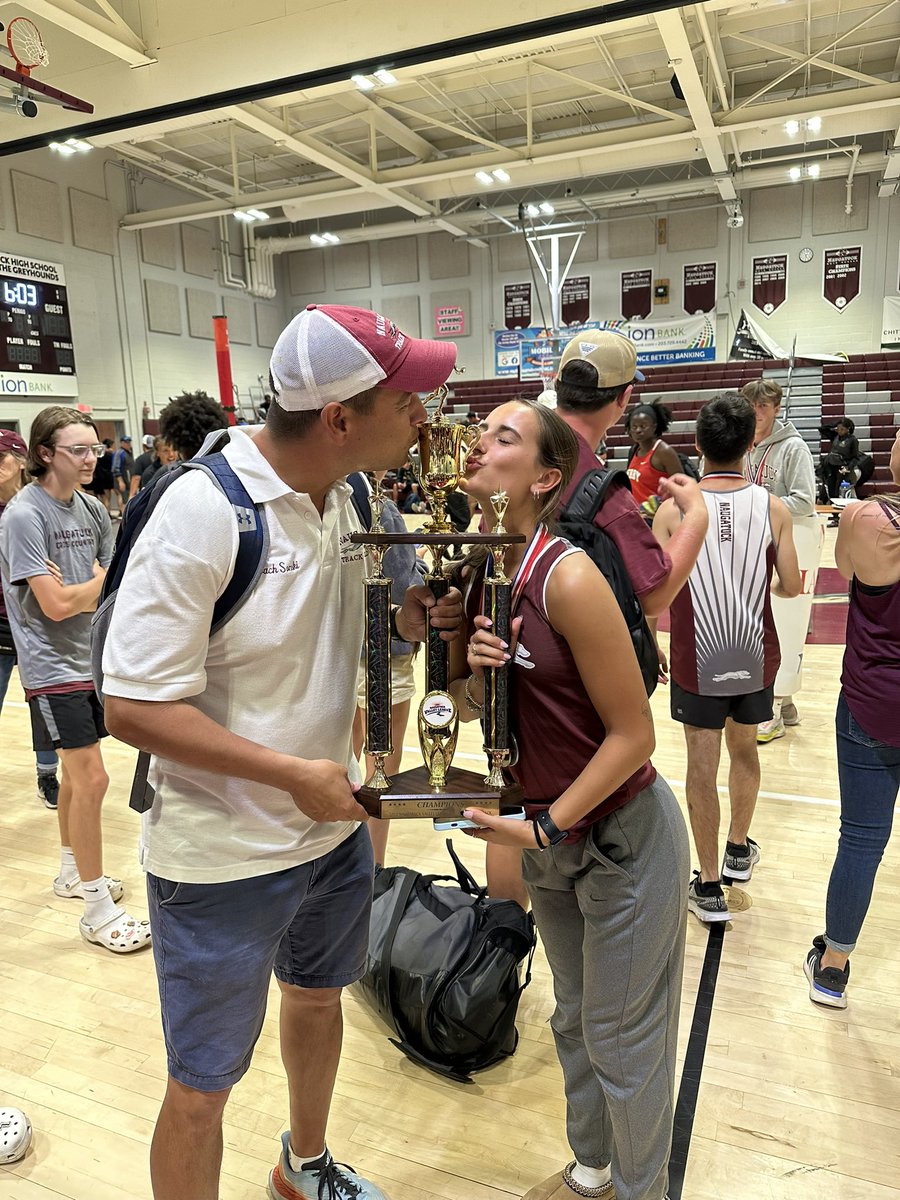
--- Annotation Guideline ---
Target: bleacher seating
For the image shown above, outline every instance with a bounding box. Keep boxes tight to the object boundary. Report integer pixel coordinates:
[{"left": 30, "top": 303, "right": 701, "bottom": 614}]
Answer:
[{"left": 448, "top": 354, "right": 900, "bottom": 496}]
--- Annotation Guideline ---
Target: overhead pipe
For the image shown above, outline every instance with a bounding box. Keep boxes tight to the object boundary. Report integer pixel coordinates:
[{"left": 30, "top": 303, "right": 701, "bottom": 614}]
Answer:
[
  {"left": 218, "top": 215, "right": 247, "bottom": 291},
  {"left": 845, "top": 144, "right": 860, "bottom": 214}
]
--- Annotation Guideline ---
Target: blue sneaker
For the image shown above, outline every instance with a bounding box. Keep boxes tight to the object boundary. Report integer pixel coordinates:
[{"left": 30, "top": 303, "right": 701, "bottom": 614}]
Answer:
[{"left": 268, "top": 1133, "right": 388, "bottom": 1199}]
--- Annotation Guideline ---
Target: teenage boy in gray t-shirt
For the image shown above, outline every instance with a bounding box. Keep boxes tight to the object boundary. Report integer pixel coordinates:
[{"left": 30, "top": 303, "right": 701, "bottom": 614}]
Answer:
[{"left": 0, "top": 407, "right": 150, "bottom": 954}]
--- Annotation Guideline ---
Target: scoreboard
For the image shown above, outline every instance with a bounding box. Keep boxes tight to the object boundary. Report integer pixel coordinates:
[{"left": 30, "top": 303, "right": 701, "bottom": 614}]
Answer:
[{"left": 0, "top": 253, "right": 78, "bottom": 397}]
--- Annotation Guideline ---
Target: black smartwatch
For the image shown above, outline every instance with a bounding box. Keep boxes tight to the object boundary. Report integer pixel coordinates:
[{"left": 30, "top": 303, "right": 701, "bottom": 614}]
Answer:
[{"left": 535, "top": 808, "right": 568, "bottom": 846}]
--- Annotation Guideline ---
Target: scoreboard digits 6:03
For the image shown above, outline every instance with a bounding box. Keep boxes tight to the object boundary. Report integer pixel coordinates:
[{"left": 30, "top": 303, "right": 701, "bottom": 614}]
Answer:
[{"left": 0, "top": 253, "right": 78, "bottom": 397}]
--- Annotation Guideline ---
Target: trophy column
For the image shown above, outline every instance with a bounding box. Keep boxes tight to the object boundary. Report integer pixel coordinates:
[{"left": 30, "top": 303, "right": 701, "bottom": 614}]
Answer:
[
  {"left": 424, "top": 549, "right": 450, "bottom": 693},
  {"left": 481, "top": 493, "right": 513, "bottom": 788},
  {"left": 363, "top": 487, "right": 393, "bottom": 791}
]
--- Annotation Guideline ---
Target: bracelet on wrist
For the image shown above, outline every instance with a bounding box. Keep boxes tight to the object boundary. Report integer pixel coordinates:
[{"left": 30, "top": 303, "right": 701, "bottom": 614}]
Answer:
[
  {"left": 464, "top": 674, "right": 484, "bottom": 714},
  {"left": 532, "top": 819, "right": 548, "bottom": 851},
  {"left": 535, "top": 808, "right": 568, "bottom": 847}
]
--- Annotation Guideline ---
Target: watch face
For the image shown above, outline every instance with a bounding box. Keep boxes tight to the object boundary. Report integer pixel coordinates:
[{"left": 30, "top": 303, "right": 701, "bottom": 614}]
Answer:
[{"left": 799, "top": 247, "right": 814, "bottom": 263}]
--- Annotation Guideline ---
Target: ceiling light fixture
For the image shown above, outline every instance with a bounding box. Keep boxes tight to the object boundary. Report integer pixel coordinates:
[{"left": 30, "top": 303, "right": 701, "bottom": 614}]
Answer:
[
  {"left": 351, "top": 74, "right": 375, "bottom": 91},
  {"left": 806, "top": 116, "right": 822, "bottom": 134},
  {"left": 475, "top": 170, "right": 493, "bottom": 186},
  {"left": 525, "top": 203, "right": 540, "bottom": 217},
  {"left": 788, "top": 166, "right": 802, "bottom": 182},
  {"left": 539, "top": 201, "right": 555, "bottom": 215},
  {"left": 492, "top": 168, "right": 510, "bottom": 182},
  {"left": 784, "top": 119, "right": 800, "bottom": 137},
  {"left": 373, "top": 68, "right": 397, "bottom": 86},
  {"left": 806, "top": 162, "right": 821, "bottom": 178},
  {"left": 50, "top": 137, "right": 91, "bottom": 155},
  {"left": 49, "top": 141, "right": 77, "bottom": 156},
  {"left": 322, "top": 232, "right": 340, "bottom": 244},
  {"left": 310, "top": 233, "right": 328, "bottom": 245},
  {"left": 245, "top": 208, "right": 270, "bottom": 221}
]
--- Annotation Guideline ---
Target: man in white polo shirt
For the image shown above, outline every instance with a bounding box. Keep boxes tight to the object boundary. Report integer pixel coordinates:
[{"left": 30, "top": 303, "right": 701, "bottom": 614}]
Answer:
[{"left": 101, "top": 304, "right": 462, "bottom": 1200}]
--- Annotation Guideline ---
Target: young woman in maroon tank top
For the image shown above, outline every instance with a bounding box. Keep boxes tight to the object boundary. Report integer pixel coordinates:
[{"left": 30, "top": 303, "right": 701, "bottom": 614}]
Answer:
[
  {"left": 447, "top": 399, "right": 690, "bottom": 1200},
  {"left": 804, "top": 428, "right": 900, "bottom": 1011}
]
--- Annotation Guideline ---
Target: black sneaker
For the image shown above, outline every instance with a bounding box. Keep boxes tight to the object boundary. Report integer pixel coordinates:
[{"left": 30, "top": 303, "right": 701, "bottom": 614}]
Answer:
[
  {"left": 804, "top": 935, "right": 849, "bottom": 1009},
  {"left": 688, "top": 872, "right": 730, "bottom": 923},
  {"left": 36, "top": 773, "right": 59, "bottom": 810},
  {"left": 722, "top": 837, "right": 760, "bottom": 882}
]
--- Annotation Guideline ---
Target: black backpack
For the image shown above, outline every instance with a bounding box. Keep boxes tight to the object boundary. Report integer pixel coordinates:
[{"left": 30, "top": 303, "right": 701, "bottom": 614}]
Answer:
[
  {"left": 557, "top": 468, "right": 659, "bottom": 697},
  {"left": 351, "top": 840, "right": 536, "bottom": 1083}
]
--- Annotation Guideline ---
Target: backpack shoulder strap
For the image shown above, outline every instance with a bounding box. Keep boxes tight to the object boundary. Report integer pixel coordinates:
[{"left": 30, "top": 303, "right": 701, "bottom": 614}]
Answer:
[
  {"left": 181, "top": 453, "right": 269, "bottom": 634},
  {"left": 562, "top": 467, "right": 632, "bottom": 525},
  {"left": 347, "top": 471, "right": 372, "bottom": 531}
]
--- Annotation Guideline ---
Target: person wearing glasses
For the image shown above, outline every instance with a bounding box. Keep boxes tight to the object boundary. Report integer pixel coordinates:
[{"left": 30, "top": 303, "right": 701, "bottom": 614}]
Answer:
[
  {"left": 0, "top": 407, "right": 150, "bottom": 954},
  {"left": 741, "top": 378, "right": 823, "bottom": 743}
]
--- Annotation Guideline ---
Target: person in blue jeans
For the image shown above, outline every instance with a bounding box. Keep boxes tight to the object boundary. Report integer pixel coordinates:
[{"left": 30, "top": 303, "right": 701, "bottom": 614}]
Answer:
[
  {"left": 0, "top": 430, "right": 59, "bottom": 808},
  {"left": 805, "top": 429, "right": 900, "bottom": 1009}
]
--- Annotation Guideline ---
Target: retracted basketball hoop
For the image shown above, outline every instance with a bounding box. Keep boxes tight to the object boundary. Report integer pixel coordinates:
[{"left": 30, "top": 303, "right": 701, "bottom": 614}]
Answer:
[{"left": 6, "top": 16, "right": 49, "bottom": 75}]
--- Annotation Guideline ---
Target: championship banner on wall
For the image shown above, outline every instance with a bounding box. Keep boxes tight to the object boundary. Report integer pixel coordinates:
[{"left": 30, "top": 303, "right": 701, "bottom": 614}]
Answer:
[
  {"left": 504, "top": 282, "right": 532, "bottom": 330},
  {"left": 729, "top": 309, "right": 789, "bottom": 361},
  {"left": 751, "top": 256, "right": 788, "bottom": 316},
  {"left": 882, "top": 296, "right": 900, "bottom": 350},
  {"left": 823, "top": 247, "right": 861, "bottom": 312},
  {"left": 621, "top": 269, "right": 652, "bottom": 320},
  {"left": 561, "top": 276, "right": 590, "bottom": 326},
  {"left": 683, "top": 262, "right": 717, "bottom": 314}
]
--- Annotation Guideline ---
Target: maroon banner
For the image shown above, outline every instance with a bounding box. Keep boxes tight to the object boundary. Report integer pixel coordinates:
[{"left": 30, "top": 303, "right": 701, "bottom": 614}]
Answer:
[
  {"left": 824, "top": 247, "right": 861, "bottom": 312},
  {"left": 561, "top": 275, "right": 590, "bottom": 326},
  {"left": 752, "top": 255, "right": 788, "bottom": 317},
  {"left": 684, "top": 262, "right": 717, "bottom": 314},
  {"left": 621, "top": 269, "right": 651, "bottom": 320},
  {"left": 504, "top": 282, "right": 532, "bottom": 330}
]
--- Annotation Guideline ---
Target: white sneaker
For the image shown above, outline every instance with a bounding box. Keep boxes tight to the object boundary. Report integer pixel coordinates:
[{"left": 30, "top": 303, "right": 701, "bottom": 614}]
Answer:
[{"left": 757, "top": 715, "right": 785, "bottom": 743}]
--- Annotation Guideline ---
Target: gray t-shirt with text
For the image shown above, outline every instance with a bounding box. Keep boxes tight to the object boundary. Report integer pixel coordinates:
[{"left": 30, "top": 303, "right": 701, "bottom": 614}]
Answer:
[{"left": 0, "top": 483, "right": 113, "bottom": 690}]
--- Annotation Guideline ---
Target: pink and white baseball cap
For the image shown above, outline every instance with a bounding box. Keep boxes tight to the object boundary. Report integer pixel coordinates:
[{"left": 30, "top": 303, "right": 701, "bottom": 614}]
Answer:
[{"left": 270, "top": 304, "right": 457, "bottom": 411}]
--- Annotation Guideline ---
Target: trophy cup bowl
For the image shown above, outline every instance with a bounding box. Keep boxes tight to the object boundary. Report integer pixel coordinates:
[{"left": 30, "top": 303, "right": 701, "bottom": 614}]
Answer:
[{"left": 416, "top": 420, "right": 481, "bottom": 533}]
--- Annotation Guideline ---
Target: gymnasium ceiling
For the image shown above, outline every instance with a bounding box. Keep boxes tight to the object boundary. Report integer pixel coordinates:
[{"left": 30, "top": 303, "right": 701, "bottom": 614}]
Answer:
[{"left": 1, "top": 0, "right": 899, "bottom": 243}]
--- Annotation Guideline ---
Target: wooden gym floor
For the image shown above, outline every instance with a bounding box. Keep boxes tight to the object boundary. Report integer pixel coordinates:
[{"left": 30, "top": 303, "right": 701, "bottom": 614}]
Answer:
[{"left": 1, "top": 521, "right": 899, "bottom": 1199}]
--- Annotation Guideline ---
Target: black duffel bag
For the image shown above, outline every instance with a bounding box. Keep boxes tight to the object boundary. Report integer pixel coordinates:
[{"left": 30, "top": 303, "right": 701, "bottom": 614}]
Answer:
[{"left": 351, "top": 839, "right": 536, "bottom": 1083}]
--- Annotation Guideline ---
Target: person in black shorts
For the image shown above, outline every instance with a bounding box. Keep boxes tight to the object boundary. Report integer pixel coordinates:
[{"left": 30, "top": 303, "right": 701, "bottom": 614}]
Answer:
[{"left": 654, "top": 394, "right": 801, "bottom": 922}]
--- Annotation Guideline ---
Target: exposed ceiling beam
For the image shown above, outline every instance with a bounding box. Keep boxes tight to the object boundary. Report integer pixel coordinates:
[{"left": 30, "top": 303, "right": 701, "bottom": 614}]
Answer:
[
  {"left": 531, "top": 58, "right": 685, "bottom": 122},
  {"left": 729, "top": 31, "right": 887, "bottom": 88},
  {"left": 349, "top": 94, "right": 437, "bottom": 161},
  {"left": 11, "top": 0, "right": 155, "bottom": 67},
  {"left": 654, "top": 9, "right": 737, "bottom": 201},
  {"left": 220, "top": 103, "right": 483, "bottom": 244},
  {"left": 878, "top": 124, "right": 900, "bottom": 195}
]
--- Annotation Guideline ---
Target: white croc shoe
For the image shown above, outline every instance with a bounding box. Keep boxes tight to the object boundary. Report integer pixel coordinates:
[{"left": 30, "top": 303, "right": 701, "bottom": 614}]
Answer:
[
  {"left": 53, "top": 874, "right": 124, "bottom": 902},
  {"left": 0, "top": 1108, "right": 33, "bottom": 1164},
  {"left": 79, "top": 910, "right": 152, "bottom": 954}
]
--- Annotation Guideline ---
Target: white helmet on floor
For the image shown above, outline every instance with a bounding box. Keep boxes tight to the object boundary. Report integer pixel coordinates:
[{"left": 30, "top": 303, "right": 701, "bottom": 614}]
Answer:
[{"left": 0, "top": 1108, "right": 32, "bottom": 1164}]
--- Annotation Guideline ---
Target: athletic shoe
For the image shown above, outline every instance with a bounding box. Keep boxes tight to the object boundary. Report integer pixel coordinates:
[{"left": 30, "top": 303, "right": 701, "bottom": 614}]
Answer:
[
  {"left": 781, "top": 700, "right": 800, "bottom": 726},
  {"left": 804, "top": 935, "right": 849, "bottom": 1010},
  {"left": 688, "top": 872, "right": 730, "bottom": 923},
  {"left": 757, "top": 715, "right": 785, "bottom": 743},
  {"left": 36, "top": 773, "right": 59, "bottom": 809},
  {"left": 268, "top": 1135, "right": 388, "bottom": 1200},
  {"left": 522, "top": 1162, "right": 616, "bottom": 1198},
  {"left": 722, "top": 838, "right": 761, "bottom": 882}
]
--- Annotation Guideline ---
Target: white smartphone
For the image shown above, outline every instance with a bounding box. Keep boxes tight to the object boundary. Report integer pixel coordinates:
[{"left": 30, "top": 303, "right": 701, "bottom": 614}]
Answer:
[{"left": 433, "top": 807, "right": 526, "bottom": 831}]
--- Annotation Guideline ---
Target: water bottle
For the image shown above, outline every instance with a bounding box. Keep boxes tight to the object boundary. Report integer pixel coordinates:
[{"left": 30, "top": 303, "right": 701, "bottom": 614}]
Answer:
[{"left": 838, "top": 480, "right": 852, "bottom": 501}]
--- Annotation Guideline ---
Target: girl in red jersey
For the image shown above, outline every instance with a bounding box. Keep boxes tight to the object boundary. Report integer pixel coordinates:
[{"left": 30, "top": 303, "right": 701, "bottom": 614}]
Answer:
[
  {"left": 624, "top": 399, "right": 683, "bottom": 513},
  {"left": 448, "top": 399, "right": 689, "bottom": 1200}
]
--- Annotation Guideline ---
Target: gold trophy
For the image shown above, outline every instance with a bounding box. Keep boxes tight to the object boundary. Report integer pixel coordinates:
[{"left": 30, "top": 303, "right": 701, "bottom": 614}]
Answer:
[{"left": 351, "top": 397, "right": 524, "bottom": 819}]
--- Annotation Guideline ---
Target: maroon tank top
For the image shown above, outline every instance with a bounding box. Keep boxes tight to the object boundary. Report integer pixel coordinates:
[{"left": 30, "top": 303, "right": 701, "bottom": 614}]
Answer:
[
  {"left": 841, "top": 504, "right": 900, "bottom": 747},
  {"left": 465, "top": 531, "right": 656, "bottom": 835}
]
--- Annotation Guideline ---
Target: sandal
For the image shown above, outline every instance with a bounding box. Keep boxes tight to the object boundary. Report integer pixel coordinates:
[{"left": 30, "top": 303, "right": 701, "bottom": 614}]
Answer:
[
  {"left": 0, "top": 1107, "right": 33, "bottom": 1164},
  {"left": 79, "top": 910, "right": 152, "bottom": 954},
  {"left": 53, "top": 874, "right": 124, "bottom": 902}
]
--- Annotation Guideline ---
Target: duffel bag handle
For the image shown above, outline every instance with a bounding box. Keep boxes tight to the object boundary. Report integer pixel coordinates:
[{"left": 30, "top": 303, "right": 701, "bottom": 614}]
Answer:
[{"left": 445, "top": 838, "right": 487, "bottom": 898}]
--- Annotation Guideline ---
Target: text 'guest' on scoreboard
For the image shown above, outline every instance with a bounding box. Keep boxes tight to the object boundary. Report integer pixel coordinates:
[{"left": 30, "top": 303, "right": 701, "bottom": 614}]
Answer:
[{"left": 0, "top": 253, "right": 77, "bottom": 397}]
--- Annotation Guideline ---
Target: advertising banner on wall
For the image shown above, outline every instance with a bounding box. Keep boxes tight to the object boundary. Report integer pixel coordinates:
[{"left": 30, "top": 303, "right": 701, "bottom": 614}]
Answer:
[
  {"left": 621, "top": 269, "right": 652, "bottom": 320},
  {"left": 683, "top": 262, "right": 717, "bottom": 314},
  {"left": 504, "top": 282, "right": 532, "bottom": 329},
  {"left": 561, "top": 276, "right": 590, "bottom": 326},
  {"left": 751, "top": 256, "right": 788, "bottom": 316},
  {"left": 729, "top": 309, "right": 790, "bottom": 361},
  {"left": 882, "top": 296, "right": 900, "bottom": 350},
  {"left": 434, "top": 304, "right": 465, "bottom": 337},
  {"left": 823, "top": 247, "right": 861, "bottom": 311},
  {"left": 494, "top": 315, "right": 717, "bottom": 377}
]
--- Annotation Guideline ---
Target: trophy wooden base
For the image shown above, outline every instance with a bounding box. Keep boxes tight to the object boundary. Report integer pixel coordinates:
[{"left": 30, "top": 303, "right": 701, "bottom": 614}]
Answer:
[{"left": 357, "top": 764, "right": 524, "bottom": 819}]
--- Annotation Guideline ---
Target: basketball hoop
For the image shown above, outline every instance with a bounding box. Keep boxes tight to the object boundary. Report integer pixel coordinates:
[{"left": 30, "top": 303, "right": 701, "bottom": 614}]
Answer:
[{"left": 7, "top": 17, "right": 49, "bottom": 76}]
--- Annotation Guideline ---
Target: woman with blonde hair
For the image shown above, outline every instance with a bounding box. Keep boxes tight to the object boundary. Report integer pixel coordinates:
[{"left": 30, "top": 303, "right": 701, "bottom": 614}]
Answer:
[
  {"left": 804, "top": 429, "right": 900, "bottom": 1009},
  {"left": 449, "top": 398, "right": 689, "bottom": 1200}
]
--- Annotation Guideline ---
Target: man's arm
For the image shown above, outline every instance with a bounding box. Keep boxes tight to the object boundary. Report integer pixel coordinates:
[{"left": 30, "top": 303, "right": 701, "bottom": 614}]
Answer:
[
  {"left": 769, "top": 496, "right": 802, "bottom": 597},
  {"left": 778, "top": 442, "right": 817, "bottom": 520},
  {"left": 27, "top": 564, "right": 105, "bottom": 622},
  {"left": 639, "top": 476, "right": 708, "bottom": 616}
]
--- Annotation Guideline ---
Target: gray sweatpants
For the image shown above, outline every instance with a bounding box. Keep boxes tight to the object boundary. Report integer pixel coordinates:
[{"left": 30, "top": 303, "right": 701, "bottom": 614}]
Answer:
[{"left": 522, "top": 775, "right": 689, "bottom": 1200}]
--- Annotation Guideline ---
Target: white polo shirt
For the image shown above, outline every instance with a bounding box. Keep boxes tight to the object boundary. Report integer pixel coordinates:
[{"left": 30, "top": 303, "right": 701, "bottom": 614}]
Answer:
[{"left": 102, "top": 426, "right": 367, "bottom": 883}]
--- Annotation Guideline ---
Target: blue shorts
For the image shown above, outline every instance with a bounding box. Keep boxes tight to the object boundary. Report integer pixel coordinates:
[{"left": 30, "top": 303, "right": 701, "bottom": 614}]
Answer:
[{"left": 146, "top": 825, "right": 373, "bottom": 1092}]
